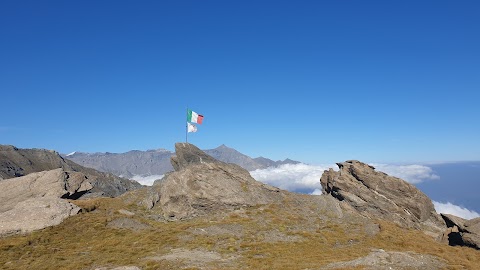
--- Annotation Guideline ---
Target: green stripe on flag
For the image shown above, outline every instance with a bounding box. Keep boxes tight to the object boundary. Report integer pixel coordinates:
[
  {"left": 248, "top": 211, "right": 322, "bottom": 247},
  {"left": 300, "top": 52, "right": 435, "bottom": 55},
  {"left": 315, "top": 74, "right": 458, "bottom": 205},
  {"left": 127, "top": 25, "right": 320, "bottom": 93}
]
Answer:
[{"left": 187, "top": 109, "right": 193, "bottom": 122}]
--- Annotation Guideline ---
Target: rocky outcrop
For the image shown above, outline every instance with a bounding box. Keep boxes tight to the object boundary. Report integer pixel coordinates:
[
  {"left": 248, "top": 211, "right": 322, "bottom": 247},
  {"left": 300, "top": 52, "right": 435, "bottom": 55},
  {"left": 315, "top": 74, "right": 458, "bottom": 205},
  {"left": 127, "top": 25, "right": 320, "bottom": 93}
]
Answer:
[
  {"left": 0, "top": 168, "right": 92, "bottom": 213},
  {"left": 0, "top": 168, "right": 92, "bottom": 236},
  {"left": 0, "top": 197, "right": 80, "bottom": 236},
  {"left": 0, "top": 145, "right": 142, "bottom": 197},
  {"left": 321, "top": 249, "right": 446, "bottom": 270},
  {"left": 320, "top": 160, "right": 445, "bottom": 234},
  {"left": 159, "top": 143, "right": 286, "bottom": 220},
  {"left": 440, "top": 214, "right": 480, "bottom": 249}
]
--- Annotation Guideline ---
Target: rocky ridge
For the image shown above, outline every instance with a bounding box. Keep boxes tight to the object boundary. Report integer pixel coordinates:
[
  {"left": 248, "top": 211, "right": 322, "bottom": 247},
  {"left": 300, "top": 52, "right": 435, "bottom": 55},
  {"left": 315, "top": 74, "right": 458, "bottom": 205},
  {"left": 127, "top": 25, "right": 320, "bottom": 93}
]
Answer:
[
  {"left": 321, "top": 160, "right": 445, "bottom": 235},
  {"left": 1, "top": 143, "right": 477, "bottom": 269},
  {"left": 64, "top": 144, "right": 300, "bottom": 178},
  {"left": 0, "top": 145, "right": 141, "bottom": 197}
]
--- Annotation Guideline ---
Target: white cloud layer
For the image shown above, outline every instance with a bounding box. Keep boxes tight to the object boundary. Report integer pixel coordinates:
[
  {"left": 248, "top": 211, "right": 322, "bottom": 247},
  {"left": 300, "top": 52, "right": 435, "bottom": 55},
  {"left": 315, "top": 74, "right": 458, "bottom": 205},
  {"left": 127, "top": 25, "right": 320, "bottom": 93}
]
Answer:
[
  {"left": 370, "top": 163, "right": 439, "bottom": 184},
  {"left": 433, "top": 201, "right": 480, "bottom": 220},
  {"left": 130, "top": 174, "right": 164, "bottom": 186},
  {"left": 251, "top": 162, "right": 442, "bottom": 195},
  {"left": 250, "top": 163, "right": 334, "bottom": 194}
]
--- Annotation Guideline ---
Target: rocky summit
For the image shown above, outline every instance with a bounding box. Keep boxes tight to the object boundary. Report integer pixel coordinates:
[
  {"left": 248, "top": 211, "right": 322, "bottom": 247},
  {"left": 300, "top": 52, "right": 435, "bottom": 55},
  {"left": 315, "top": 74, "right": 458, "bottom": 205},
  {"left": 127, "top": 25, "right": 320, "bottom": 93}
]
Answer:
[
  {"left": 146, "top": 143, "right": 286, "bottom": 220},
  {"left": 321, "top": 160, "right": 445, "bottom": 235}
]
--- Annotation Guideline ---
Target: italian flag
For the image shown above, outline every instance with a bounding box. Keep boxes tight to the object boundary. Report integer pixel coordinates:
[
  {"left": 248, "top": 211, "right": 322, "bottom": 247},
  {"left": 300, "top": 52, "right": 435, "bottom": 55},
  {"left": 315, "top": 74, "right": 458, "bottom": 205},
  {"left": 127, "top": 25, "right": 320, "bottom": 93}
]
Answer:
[{"left": 187, "top": 109, "right": 204, "bottom": 124}]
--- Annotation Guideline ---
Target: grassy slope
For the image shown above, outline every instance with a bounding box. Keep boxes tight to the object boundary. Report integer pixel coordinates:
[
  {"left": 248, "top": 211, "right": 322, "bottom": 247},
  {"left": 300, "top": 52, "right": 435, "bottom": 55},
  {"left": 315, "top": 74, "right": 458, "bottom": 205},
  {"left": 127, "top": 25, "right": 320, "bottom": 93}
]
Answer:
[{"left": 0, "top": 197, "right": 479, "bottom": 270}]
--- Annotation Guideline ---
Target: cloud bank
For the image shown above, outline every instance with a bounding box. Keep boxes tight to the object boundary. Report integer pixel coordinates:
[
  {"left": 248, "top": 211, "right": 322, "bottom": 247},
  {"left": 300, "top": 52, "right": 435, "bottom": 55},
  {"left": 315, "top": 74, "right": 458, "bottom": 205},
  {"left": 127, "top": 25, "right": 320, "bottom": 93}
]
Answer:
[
  {"left": 130, "top": 174, "right": 164, "bottom": 186},
  {"left": 250, "top": 163, "right": 334, "bottom": 194},
  {"left": 251, "top": 162, "right": 442, "bottom": 195},
  {"left": 370, "top": 163, "right": 439, "bottom": 184},
  {"left": 433, "top": 201, "right": 480, "bottom": 220}
]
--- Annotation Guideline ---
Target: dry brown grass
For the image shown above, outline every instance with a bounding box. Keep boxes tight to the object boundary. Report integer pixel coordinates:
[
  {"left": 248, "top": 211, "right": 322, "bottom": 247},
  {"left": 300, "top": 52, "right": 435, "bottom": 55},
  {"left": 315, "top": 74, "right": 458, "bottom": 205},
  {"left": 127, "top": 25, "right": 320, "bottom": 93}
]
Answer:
[{"left": 0, "top": 197, "right": 479, "bottom": 270}]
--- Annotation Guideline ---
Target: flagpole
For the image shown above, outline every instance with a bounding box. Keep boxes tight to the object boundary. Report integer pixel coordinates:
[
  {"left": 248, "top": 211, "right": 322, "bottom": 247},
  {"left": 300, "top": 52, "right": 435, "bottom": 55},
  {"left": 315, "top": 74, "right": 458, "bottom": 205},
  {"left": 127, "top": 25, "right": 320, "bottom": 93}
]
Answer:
[{"left": 186, "top": 107, "right": 188, "bottom": 143}]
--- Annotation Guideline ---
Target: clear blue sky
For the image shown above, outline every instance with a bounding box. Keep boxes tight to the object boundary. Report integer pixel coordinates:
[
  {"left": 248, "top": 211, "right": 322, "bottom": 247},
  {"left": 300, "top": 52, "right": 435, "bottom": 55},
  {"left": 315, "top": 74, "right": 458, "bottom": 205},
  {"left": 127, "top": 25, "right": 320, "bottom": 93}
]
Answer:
[{"left": 1, "top": 1, "right": 479, "bottom": 164}]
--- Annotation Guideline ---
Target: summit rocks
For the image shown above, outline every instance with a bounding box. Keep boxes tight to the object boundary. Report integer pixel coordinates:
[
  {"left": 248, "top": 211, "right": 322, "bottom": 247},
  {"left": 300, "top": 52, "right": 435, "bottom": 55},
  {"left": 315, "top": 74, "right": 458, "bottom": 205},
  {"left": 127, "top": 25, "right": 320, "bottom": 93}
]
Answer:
[
  {"left": 158, "top": 143, "right": 286, "bottom": 220},
  {"left": 321, "top": 160, "right": 445, "bottom": 235}
]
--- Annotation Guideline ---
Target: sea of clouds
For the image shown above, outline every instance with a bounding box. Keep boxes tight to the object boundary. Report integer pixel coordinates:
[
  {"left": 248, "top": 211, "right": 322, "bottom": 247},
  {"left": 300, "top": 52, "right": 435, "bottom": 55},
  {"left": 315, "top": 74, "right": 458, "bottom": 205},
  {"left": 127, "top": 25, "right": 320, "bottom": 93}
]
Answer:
[
  {"left": 251, "top": 163, "right": 479, "bottom": 219},
  {"left": 130, "top": 174, "right": 164, "bottom": 186},
  {"left": 432, "top": 201, "right": 480, "bottom": 220}
]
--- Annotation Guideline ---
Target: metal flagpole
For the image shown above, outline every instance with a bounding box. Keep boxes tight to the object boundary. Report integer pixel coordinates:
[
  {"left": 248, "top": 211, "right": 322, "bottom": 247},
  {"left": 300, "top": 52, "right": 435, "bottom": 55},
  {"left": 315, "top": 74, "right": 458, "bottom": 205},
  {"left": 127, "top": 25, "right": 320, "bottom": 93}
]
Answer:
[{"left": 186, "top": 107, "right": 188, "bottom": 143}]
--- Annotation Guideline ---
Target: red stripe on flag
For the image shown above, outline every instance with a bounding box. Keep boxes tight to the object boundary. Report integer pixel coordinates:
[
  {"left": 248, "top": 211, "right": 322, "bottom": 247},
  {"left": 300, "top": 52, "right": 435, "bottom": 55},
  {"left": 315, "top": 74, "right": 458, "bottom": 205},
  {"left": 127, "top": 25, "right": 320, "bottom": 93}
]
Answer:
[{"left": 197, "top": 115, "right": 204, "bottom": 124}]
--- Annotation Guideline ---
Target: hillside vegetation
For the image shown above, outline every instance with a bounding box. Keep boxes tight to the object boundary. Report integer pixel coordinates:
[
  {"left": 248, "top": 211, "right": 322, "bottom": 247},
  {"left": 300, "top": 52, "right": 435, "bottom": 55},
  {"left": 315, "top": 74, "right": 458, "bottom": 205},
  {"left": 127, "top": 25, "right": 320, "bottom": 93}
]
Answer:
[{"left": 1, "top": 196, "right": 479, "bottom": 270}]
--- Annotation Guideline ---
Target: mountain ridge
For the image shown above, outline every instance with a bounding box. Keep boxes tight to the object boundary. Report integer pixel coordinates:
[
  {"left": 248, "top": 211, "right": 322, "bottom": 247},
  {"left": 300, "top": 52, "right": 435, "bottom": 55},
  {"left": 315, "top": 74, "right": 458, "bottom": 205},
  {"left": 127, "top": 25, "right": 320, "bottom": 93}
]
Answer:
[{"left": 64, "top": 144, "right": 300, "bottom": 178}]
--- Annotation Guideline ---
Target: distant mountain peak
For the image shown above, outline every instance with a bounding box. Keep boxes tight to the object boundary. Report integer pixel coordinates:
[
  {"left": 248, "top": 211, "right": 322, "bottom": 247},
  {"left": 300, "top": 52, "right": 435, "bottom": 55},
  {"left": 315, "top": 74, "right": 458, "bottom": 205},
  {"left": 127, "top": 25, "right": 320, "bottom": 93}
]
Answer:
[{"left": 216, "top": 144, "right": 230, "bottom": 149}]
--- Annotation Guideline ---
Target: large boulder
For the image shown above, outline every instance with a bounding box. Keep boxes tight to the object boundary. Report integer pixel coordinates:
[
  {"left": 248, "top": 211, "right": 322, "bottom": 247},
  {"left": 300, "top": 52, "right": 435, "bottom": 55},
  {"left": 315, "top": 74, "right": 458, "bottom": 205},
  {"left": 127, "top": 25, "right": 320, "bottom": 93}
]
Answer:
[
  {"left": 0, "top": 197, "right": 80, "bottom": 236},
  {"left": 320, "top": 160, "right": 445, "bottom": 234},
  {"left": 0, "top": 168, "right": 93, "bottom": 236},
  {"left": 0, "top": 168, "right": 92, "bottom": 213},
  {"left": 159, "top": 143, "right": 286, "bottom": 220},
  {"left": 0, "top": 144, "right": 142, "bottom": 197},
  {"left": 440, "top": 214, "right": 480, "bottom": 249}
]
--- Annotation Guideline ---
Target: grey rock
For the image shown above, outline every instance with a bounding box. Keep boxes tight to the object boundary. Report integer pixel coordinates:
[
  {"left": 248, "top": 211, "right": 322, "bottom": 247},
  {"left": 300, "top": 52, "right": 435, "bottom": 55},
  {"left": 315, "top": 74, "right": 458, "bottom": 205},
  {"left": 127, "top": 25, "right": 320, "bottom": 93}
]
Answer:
[
  {"left": 159, "top": 143, "right": 286, "bottom": 220},
  {"left": 320, "top": 160, "right": 445, "bottom": 234},
  {"left": 106, "top": 218, "right": 151, "bottom": 231},
  {"left": 440, "top": 213, "right": 480, "bottom": 249},
  {"left": 171, "top": 143, "right": 218, "bottom": 171},
  {"left": 118, "top": 209, "right": 135, "bottom": 216},
  {"left": 321, "top": 249, "right": 446, "bottom": 270},
  {"left": 0, "top": 168, "right": 92, "bottom": 236},
  {"left": 0, "top": 145, "right": 142, "bottom": 198},
  {"left": 465, "top": 217, "right": 480, "bottom": 234},
  {"left": 364, "top": 223, "right": 381, "bottom": 236},
  {"left": 0, "top": 168, "right": 92, "bottom": 213},
  {"left": 0, "top": 197, "right": 80, "bottom": 236},
  {"left": 120, "top": 185, "right": 162, "bottom": 210},
  {"left": 441, "top": 214, "right": 467, "bottom": 231}
]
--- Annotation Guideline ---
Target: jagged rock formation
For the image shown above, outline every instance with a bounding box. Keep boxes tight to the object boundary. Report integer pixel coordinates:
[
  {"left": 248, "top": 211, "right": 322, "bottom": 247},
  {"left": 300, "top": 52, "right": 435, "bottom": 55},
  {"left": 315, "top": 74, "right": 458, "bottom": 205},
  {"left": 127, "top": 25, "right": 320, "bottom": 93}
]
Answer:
[
  {"left": 0, "top": 145, "right": 141, "bottom": 197},
  {"left": 320, "top": 160, "right": 445, "bottom": 234},
  {"left": 64, "top": 144, "right": 300, "bottom": 178},
  {"left": 0, "top": 168, "right": 92, "bottom": 236},
  {"left": 158, "top": 143, "right": 287, "bottom": 220},
  {"left": 440, "top": 214, "right": 480, "bottom": 249},
  {"left": 128, "top": 143, "right": 285, "bottom": 220}
]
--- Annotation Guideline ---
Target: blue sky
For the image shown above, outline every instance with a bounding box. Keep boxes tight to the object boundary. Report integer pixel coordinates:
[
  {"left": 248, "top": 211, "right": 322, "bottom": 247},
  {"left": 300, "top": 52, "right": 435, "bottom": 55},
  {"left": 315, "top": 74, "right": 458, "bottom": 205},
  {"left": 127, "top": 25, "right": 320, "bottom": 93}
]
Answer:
[{"left": 1, "top": 1, "right": 479, "bottom": 164}]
